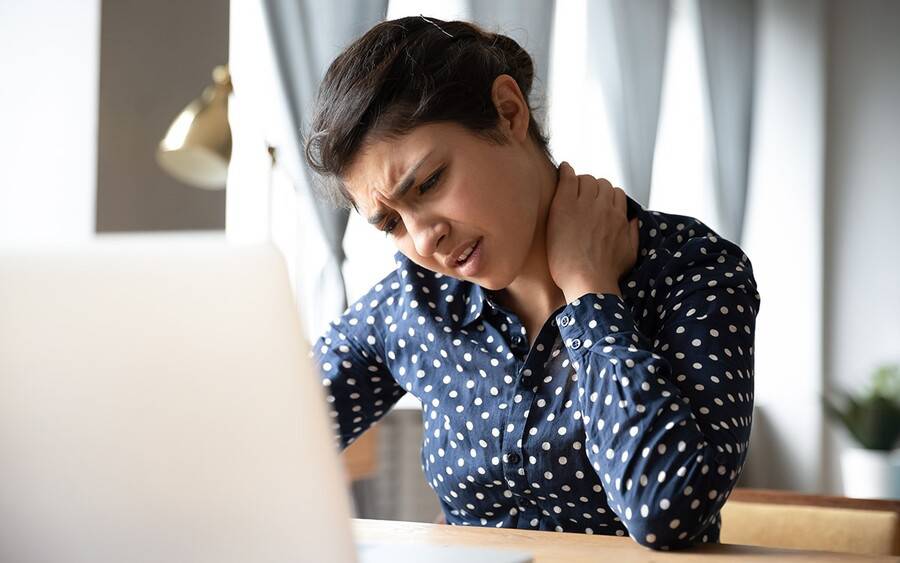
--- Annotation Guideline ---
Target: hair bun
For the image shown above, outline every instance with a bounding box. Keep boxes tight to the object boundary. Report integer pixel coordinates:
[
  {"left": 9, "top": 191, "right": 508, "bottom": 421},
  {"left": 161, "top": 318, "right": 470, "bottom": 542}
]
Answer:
[{"left": 487, "top": 32, "right": 535, "bottom": 97}]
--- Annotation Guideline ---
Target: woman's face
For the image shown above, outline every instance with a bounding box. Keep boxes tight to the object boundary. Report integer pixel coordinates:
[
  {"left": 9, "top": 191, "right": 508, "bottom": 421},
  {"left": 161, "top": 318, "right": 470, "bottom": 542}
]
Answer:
[{"left": 342, "top": 121, "right": 545, "bottom": 290}]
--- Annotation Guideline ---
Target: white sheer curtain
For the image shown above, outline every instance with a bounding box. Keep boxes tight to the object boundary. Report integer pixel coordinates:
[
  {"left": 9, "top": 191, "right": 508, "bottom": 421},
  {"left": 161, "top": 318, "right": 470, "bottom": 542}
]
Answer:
[
  {"left": 226, "top": 0, "right": 386, "bottom": 341},
  {"left": 698, "top": 0, "right": 756, "bottom": 244},
  {"left": 586, "top": 0, "right": 671, "bottom": 207},
  {"left": 649, "top": 0, "right": 720, "bottom": 231},
  {"left": 741, "top": 0, "right": 826, "bottom": 493}
]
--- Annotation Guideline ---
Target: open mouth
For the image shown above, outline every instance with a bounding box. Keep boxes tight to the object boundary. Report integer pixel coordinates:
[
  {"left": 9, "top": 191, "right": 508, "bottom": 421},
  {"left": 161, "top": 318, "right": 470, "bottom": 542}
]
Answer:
[{"left": 454, "top": 238, "right": 482, "bottom": 276}]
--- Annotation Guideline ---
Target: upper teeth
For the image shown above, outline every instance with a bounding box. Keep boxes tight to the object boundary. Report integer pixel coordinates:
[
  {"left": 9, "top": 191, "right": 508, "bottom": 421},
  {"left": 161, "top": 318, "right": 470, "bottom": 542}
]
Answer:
[{"left": 457, "top": 241, "right": 477, "bottom": 263}]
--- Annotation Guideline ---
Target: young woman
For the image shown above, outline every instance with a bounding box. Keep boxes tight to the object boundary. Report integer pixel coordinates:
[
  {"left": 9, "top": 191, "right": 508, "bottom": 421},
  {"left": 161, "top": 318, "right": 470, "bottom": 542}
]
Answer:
[{"left": 305, "top": 16, "right": 760, "bottom": 551}]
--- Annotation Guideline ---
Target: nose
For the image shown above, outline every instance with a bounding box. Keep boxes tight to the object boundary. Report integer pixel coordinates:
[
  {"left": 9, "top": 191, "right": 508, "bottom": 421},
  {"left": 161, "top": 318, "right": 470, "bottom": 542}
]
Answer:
[{"left": 406, "top": 212, "right": 449, "bottom": 258}]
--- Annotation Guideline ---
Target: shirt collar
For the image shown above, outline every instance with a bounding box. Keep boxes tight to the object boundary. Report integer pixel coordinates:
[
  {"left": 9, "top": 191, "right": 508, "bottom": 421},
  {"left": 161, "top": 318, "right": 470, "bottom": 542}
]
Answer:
[
  {"left": 392, "top": 252, "right": 494, "bottom": 329},
  {"left": 625, "top": 193, "right": 642, "bottom": 222}
]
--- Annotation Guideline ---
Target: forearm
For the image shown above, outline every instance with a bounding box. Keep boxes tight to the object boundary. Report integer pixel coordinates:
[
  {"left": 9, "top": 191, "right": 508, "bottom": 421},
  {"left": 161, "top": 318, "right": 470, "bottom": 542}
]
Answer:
[{"left": 556, "top": 292, "right": 752, "bottom": 548}]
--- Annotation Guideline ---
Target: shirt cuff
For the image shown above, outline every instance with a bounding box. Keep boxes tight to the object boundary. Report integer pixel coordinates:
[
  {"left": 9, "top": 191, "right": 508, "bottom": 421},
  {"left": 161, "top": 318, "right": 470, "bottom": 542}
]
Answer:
[{"left": 554, "top": 292, "right": 638, "bottom": 352}]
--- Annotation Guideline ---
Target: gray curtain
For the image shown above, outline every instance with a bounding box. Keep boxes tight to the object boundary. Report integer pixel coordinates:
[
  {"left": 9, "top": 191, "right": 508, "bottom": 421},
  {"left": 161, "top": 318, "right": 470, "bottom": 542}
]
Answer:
[
  {"left": 467, "top": 0, "right": 556, "bottom": 129},
  {"left": 586, "top": 0, "right": 671, "bottom": 207},
  {"left": 262, "top": 0, "right": 388, "bottom": 312},
  {"left": 698, "top": 0, "right": 756, "bottom": 244}
]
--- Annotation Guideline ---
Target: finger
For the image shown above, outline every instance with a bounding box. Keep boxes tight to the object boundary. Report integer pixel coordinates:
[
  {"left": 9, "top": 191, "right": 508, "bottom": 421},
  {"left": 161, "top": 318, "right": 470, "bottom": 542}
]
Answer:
[
  {"left": 556, "top": 162, "right": 577, "bottom": 204},
  {"left": 577, "top": 174, "right": 597, "bottom": 200},
  {"left": 612, "top": 186, "right": 626, "bottom": 213},
  {"left": 594, "top": 178, "right": 613, "bottom": 203}
]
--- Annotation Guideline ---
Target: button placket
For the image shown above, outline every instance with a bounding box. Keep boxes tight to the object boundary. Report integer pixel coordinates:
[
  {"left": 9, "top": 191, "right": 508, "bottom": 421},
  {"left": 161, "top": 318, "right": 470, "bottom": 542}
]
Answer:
[{"left": 503, "top": 342, "right": 535, "bottom": 495}]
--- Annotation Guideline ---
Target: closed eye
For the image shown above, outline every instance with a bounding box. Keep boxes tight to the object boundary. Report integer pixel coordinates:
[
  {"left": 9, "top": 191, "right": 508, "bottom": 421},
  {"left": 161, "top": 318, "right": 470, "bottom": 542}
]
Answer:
[
  {"left": 418, "top": 165, "right": 446, "bottom": 195},
  {"left": 380, "top": 165, "right": 447, "bottom": 236}
]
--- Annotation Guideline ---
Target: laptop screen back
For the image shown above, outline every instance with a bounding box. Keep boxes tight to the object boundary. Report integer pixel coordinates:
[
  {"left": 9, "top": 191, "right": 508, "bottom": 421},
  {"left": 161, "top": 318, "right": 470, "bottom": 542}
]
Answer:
[{"left": 0, "top": 235, "right": 357, "bottom": 563}]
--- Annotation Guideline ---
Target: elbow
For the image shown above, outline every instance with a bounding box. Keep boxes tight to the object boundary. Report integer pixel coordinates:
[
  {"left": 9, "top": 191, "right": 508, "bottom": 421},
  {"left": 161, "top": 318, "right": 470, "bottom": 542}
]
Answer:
[
  {"left": 626, "top": 516, "right": 701, "bottom": 551},
  {"left": 628, "top": 526, "right": 678, "bottom": 551}
]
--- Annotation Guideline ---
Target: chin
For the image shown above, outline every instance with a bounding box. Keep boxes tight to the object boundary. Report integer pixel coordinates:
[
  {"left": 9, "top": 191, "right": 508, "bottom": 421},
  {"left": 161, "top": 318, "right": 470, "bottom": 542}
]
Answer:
[
  {"left": 478, "top": 279, "right": 505, "bottom": 291},
  {"left": 476, "top": 268, "right": 517, "bottom": 291}
]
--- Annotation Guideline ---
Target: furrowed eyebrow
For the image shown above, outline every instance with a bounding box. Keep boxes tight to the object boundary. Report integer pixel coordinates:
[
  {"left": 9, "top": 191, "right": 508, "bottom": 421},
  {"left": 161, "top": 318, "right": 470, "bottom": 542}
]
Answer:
[{"left": 366, "top": 151, "right": 434, "bottom": 226}]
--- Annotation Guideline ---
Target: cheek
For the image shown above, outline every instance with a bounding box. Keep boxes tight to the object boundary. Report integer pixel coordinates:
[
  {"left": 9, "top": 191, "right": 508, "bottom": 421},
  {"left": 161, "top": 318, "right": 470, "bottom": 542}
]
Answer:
[
  {"left": 443, "top": 183, "right": 501, "bottom": 230},
  {"left": 486, "top": 194, "right": 536, "bottom": 237},
  {"left": 436, "top": 184, "right": 476, "bottom": 218},
  {"left": 393, "top": 236, "right": 414, "bottom": 257}
]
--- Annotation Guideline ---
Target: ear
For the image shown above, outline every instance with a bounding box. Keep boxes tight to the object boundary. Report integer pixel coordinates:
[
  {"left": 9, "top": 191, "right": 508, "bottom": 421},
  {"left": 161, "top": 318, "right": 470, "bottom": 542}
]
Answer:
[{"left": 491, "top": 74, "right": 530, "bottom": 144}]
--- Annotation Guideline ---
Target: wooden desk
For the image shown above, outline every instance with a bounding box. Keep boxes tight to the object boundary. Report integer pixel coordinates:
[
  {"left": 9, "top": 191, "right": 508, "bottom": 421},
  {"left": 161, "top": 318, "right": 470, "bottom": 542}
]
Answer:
[{"left": 353, "top": 519, "right": 900, "bottom": 562}]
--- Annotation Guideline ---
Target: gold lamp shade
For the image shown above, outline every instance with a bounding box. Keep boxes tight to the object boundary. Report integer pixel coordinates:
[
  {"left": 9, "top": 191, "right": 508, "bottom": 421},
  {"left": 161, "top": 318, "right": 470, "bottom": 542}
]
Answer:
[{"left": 157, "top": 65, "right": 233, "bottom": 190}]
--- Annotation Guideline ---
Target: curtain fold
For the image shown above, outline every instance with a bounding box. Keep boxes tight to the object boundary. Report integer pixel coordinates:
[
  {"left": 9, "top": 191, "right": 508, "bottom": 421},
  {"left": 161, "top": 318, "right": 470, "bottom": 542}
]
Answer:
[
  {"left": 697, "top": 0, "right": 756, "bottom": 244},
  {"left": 586, "top": 0, "right": 671, "bottom": 207},
  {"left": 467, "top": 0, "right": 555, "bottom": 128},
  {"left": 262, "top": 0, "right": 388, "bottom": 319}
]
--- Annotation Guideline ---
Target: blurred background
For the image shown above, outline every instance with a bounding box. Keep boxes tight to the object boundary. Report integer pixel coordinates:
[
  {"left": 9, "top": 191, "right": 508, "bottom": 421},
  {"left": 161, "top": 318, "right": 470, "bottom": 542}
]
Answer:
[{"left": 1, "top": 0, "right": 898, "bottom": 521}]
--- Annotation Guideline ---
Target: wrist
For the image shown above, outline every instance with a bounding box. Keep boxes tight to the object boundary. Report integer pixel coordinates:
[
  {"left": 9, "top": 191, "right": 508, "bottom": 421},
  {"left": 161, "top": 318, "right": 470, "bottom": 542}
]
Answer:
[{"left": 562, "top": 280, "right": 622, "bottom": 302}]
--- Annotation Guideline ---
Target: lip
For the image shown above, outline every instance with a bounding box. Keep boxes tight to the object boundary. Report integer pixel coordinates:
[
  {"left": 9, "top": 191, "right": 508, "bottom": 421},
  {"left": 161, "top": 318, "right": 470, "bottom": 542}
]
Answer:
[
  {"left": 447, "top": 238, "right": 480, "bottom": 269},
  {"left": 450, "top": 238, "right": 482, "bottom": 276}
]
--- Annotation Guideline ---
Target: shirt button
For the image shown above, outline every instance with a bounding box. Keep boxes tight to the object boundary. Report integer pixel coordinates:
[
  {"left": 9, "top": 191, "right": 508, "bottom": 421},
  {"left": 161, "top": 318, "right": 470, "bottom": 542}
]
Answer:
[
  {"left": 570, "top": 338, "right": 582, "bottom": 350},
  {"left": 506, "top": 452, "right": 521, "bottom": 464},
  {"left": 511, "top": 335, "right": 524, "bottom": 346},
  {"left": 559, "top": 315, "right": 571, "bottom": 327}
]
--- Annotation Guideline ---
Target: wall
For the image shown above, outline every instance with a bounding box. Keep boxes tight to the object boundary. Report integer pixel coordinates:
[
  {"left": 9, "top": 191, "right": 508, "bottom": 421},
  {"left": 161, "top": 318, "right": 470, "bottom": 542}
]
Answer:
[
  {"left": 823, "top": 0, "right": 900, "bottom": 494},
  {"left": 95, "top": 0, "right": 228, "bottom": 232},
  {"left": 0, "top": 0, "right": 100, "bottom": 243}
]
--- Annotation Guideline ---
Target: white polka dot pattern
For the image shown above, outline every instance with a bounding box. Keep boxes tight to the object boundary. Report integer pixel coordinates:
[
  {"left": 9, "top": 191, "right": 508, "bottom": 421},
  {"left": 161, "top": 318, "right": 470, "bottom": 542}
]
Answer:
[{"left": 312, "top": 198, "right": 761, "bottom": 550}]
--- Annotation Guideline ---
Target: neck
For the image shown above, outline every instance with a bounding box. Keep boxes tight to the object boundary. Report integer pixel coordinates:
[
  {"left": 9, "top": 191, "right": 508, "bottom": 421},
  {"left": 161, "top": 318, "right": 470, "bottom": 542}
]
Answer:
[{"left": 493, "top": 152, "right": 567, "bottom": 323}]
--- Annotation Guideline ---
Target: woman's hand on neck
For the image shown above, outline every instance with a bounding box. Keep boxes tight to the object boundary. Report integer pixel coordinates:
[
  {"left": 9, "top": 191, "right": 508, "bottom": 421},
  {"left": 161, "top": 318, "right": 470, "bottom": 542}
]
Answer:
[{"left": 495, "top": 153, "right": 567, "bottom": 319}]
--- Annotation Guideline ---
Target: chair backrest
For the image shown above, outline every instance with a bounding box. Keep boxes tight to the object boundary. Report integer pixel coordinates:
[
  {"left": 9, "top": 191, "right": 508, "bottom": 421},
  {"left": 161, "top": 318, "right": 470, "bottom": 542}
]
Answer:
[
  {"left": 342, "top": 425, "right": 381, "bottom": 482},
  {"left": 721, "top": 488, "right": 900, "bottom": 556}
]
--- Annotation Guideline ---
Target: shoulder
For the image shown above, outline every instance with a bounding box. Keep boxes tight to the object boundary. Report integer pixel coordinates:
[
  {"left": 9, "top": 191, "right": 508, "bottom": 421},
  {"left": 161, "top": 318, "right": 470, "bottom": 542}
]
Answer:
[
  {"left": 316, "top": 264, "right": 404, "bottom": 354},
  {"left": 634, "top": 206, "right": 751, "bottom": 274},
  {"left": 630, "top": 207, "right": 760, "bottom": 314},
  {"left": 638, "top": 207, "right": 725, "bottom": 262}
]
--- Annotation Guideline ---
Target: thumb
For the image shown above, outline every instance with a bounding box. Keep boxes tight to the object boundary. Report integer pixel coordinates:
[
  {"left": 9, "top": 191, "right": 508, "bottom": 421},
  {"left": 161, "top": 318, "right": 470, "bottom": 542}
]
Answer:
[{"left": 555, "top": 161, "right": 576, "bottom": 204}]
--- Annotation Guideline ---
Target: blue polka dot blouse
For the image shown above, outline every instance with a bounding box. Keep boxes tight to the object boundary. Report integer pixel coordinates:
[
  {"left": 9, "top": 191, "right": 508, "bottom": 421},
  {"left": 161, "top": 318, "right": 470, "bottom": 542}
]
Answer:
[{"left": 313, "top": 196, "right": 761, "bottom": 550}]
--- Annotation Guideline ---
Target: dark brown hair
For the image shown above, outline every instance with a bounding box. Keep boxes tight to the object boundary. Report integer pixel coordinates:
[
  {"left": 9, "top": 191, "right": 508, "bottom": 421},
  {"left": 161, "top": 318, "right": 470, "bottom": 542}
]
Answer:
[{"left": 304, "top": 15, "right": 552, "bottom": 210}]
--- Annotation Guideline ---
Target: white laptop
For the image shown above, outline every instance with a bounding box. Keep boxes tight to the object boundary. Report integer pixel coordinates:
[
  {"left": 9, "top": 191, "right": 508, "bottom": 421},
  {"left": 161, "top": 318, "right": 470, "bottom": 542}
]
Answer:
[{"left": 0, "top": 234, "right": 531, "bottom": 563}]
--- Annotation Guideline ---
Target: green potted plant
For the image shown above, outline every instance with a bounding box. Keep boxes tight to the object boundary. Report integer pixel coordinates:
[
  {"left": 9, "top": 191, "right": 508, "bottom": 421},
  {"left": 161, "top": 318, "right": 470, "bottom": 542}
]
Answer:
[{"left": 823, "top": 364, "right": 900, "bottom": 499}]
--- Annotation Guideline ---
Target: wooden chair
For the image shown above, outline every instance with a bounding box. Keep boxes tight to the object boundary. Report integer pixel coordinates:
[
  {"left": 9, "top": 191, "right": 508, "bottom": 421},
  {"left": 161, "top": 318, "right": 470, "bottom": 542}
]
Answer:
[
  {"left": 721, "top": 487, "right": 900, "bottom": 556},
  {"left": 341, "top": 425, "right": 380, "bottom": 482}
]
